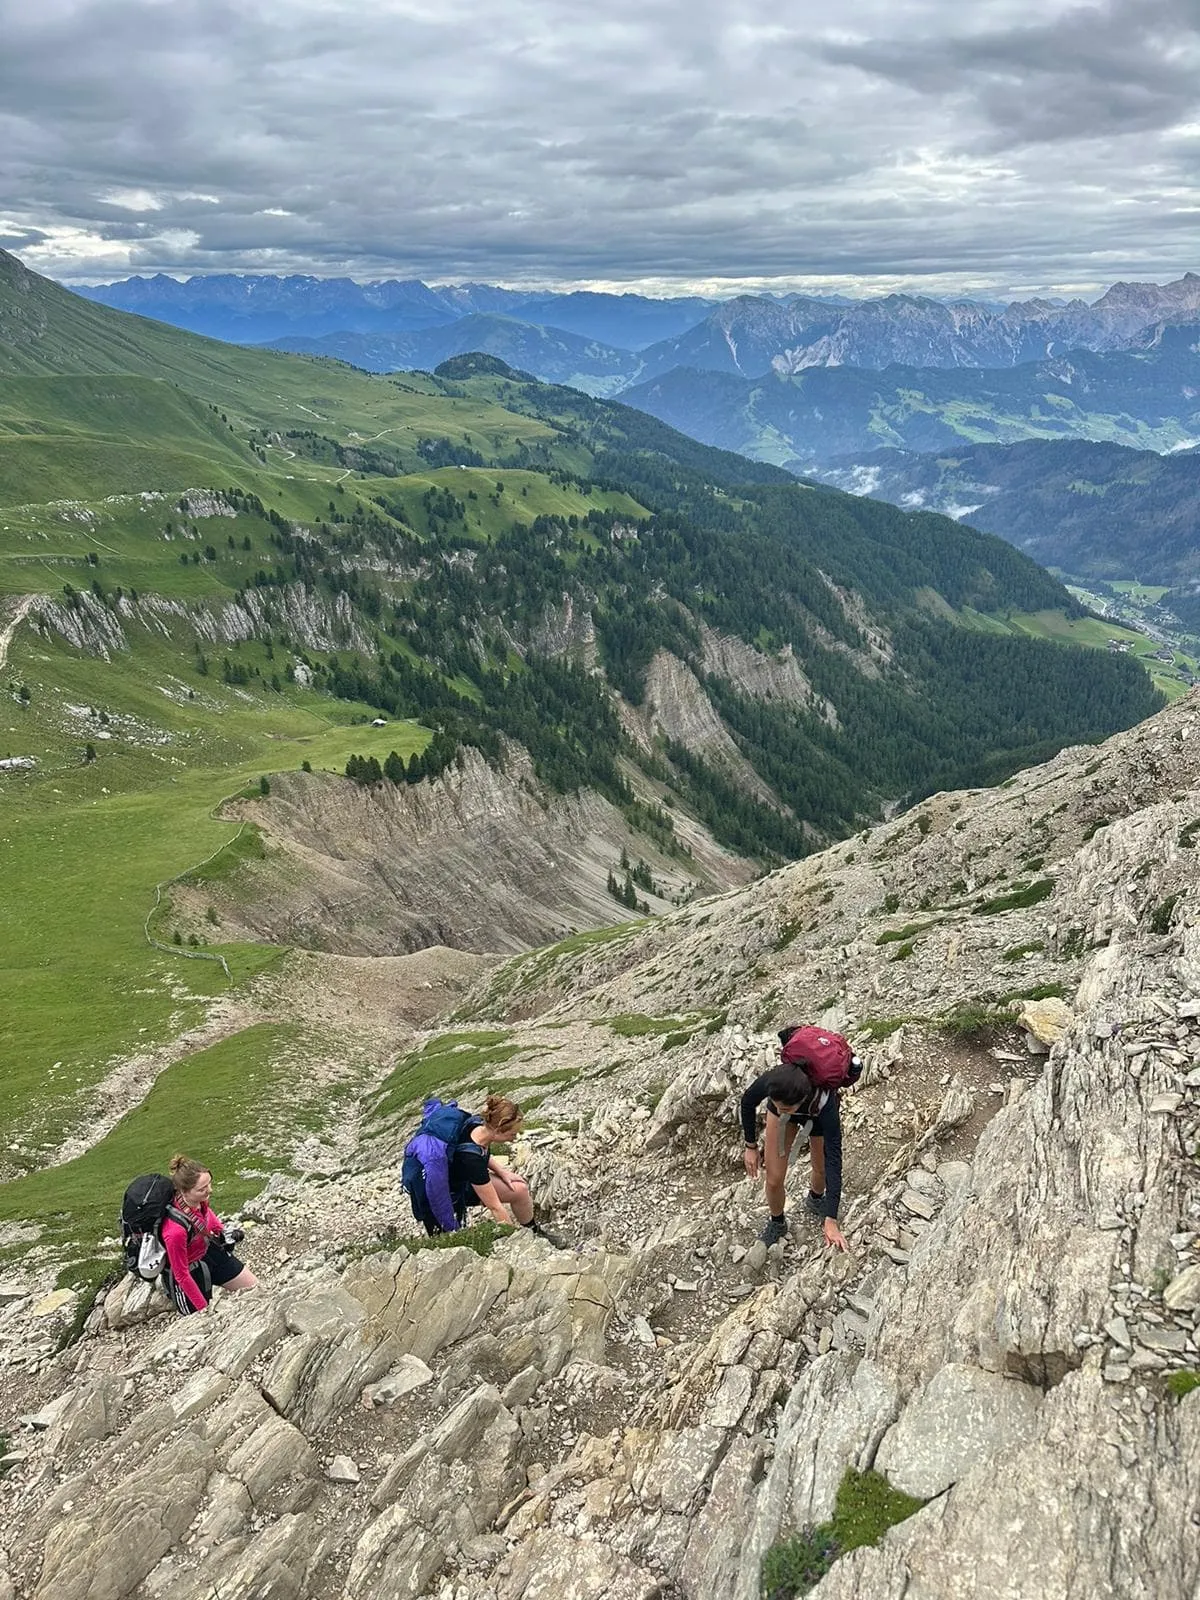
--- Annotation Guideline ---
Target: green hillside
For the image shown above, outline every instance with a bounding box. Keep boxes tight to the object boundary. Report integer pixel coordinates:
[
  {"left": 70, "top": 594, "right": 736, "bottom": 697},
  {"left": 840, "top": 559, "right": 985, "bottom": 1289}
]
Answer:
[{"left": 0, "top": 248, "right": 1170, "bottom": 1254}]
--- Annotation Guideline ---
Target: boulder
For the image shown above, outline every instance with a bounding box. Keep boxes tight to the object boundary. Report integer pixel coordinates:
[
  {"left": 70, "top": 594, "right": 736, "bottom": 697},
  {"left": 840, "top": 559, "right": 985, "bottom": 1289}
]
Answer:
[
  {"left": 874, "top": 1363, "right": 1042, "bottom": 1498},
  {"left": 1016, "top": 997, "right": 1073, "bottom": 1047}
]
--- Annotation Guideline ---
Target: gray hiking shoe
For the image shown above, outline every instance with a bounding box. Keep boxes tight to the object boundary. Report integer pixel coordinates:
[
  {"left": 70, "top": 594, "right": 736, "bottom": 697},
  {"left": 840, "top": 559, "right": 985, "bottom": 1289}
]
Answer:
[
  {"left": 758, "top": 1214, "right": 788, "bottom": 1246},
  {"left": 805, "top": 1191, "right": 826, "bottom": 1217}
]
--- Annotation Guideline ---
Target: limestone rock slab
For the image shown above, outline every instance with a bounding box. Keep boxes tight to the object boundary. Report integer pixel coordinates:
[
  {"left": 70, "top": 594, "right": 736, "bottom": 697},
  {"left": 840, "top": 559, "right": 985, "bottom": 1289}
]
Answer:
[{"left": 874, "top": 1362, "right": 1042, "bottom": 1498}]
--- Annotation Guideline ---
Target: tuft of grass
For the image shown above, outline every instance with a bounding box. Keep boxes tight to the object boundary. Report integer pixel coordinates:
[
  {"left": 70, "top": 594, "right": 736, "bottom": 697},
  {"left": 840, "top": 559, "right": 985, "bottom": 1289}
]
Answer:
[
  {"left": 403, "top": 1219, "right": 515, "bottom": 1257},
  {"left": 889, "top": 942, "right": 915, "bottom": 961},
  {"left": 1167, "top": 1369, "right": 1200, "bottom": 1400},
  {"left": 761, "top": 1470, "right": 926, "bottom": 1598},
  {"left": 1148, "top": 894, "right": 1182, "bottom": 935},
  {"left": 857, "top": 1015, "right": 923, "bottom": 1041},
  {"left": 605, "top": 1013, "right": 709, "bottom": 1038},
  {"left": 937, "top": 1002, "right": 1008, "bottom": 1040},
  {"left": 876, "top": 922, "right": 936, "bottom": 945},
  {"left": 998, "top": 981, "right": 1068, "bottom": 1004},
  {"left": 1001, "top": 941, "right": 1045, "bottom": 962},
  {"left": 975, "top": 877, "right": 1055, "bottom": 915}
]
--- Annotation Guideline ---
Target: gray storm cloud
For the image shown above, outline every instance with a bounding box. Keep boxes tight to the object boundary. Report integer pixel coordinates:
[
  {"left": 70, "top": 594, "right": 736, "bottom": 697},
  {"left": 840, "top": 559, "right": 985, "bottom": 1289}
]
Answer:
[{"left": 0, "top": 0, "right": 1198, "bottom": 292}]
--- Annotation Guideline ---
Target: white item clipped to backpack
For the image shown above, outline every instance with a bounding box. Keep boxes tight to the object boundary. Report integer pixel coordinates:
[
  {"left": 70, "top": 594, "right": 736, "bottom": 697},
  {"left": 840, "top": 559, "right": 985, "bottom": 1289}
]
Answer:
[{"left": 136, "top": 1234, "right": 166, "bottom": 1281}]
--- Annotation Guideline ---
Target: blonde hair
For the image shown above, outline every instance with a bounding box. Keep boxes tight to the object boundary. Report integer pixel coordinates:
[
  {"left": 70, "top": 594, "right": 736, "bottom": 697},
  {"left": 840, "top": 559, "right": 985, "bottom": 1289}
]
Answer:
[
  {"left": 481, "top": 1095, "right": 522, "bottom": 1138},
  {"left": 168, "top": 1153, "right": 210, "bottom": 1195}
]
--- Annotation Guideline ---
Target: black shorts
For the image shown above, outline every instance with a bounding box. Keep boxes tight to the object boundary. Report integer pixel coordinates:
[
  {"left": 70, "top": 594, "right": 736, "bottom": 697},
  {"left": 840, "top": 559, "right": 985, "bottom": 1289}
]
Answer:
[{"left": 166, "top": 1243, "right": 245, "bottom": 1314}]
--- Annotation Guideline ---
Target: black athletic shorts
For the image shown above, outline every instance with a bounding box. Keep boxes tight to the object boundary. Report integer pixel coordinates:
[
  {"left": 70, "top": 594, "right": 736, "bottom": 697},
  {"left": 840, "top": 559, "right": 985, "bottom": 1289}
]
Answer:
[{"left": 166, "top": 1243, "right": 245, "bottom": 1314}]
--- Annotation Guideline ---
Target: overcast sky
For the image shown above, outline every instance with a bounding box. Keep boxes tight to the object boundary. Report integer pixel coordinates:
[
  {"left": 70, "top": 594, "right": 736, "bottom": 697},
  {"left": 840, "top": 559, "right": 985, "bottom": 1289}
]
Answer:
[{"left": 2, "top": 0, "right": 1198, "bottom": 298}]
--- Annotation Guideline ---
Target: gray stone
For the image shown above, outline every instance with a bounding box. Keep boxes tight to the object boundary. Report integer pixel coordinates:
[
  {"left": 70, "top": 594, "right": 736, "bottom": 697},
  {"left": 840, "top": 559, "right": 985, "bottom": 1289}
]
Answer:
[
  {"left": 1135, "top": 1324, "right": 1188, "bottom": 1354},
  {"left": 900, "top": 1189, "right": 939, "bottom": 1220},
  {"left": 1163, "top": 1264, "right": 1200, "bottom": 1312},
  {"left": 327, "top": 1455, "right": 361, "bottom": 1483},
  {"left": 1105, "top": 1315, "right": 1131, "bottom": 1349},
  {"left": 874, "top": 1363, "right": 1042, "bottom": 1499},
  {"left": 362, "top": 1353, "right": 434, "bottom": 1407}
]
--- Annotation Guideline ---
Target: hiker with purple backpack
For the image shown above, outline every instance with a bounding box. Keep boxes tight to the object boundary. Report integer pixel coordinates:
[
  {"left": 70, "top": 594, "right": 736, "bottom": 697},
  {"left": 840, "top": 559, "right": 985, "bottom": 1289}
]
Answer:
[
  {"left": 402, "top": 1093, "right": 563, "bottom": 1244},
  {"left": 740, "top": 1025, "right": 863, "bottom": 1252}
]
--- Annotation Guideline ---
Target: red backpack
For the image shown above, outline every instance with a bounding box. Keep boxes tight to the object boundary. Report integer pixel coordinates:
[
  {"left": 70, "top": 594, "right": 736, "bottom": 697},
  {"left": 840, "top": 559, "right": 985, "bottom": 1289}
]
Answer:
[{"left": 780, "top": 1025, "right": 857, "bottom": 1089}]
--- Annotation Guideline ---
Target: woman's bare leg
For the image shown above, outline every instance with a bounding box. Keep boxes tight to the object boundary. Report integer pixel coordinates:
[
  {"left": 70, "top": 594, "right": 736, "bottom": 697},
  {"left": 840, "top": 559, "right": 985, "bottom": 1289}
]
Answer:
[
  {"left": 222, "top": 1268, "right": 258, "bottom": 1291},
  {"left": 489, "top": 1171, "right": 534, "bottom": 1225},
  {"left": 763, "top": 1111, "right": 800, "bottom": 1219},
  {"left": 810, "top": 1136, "right": 826, "bottom": 1199}
]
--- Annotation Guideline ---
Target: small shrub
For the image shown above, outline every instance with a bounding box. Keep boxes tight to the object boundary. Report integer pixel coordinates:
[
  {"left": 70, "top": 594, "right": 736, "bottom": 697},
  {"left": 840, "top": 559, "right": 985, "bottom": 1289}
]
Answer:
[
  {"left": 1167, "top": 1369, "right": 1200, "bottom": 1400},
  {"left": 205, "top": 906, "right": 219, "bottom": 925},
  {"left": 259, "top": 775, "right": 271, "bottom": 796},
  {"left": 975, "top": 878, "right": 1055, "bottom": 916},
  {"left": 889, "top": 942, "right": 915, "bottom": 961},
  {"left": 761, "top": 1470, "right": 926, "bottom": 1598},
  {"left": 301, "top": 759, "right": 312, "bottom": 773},
  {"left": 1148, "top": 894, "right": 1182, "bottom": 935},
  {"left": 916, "top": 814, "right": 932, "bottom": 836},
  {"left": 761, "top": 1526, "right": 840, "bottom": 1599},
  {"left": 882, "top": 892, "right": 900, "bottom": 913}
]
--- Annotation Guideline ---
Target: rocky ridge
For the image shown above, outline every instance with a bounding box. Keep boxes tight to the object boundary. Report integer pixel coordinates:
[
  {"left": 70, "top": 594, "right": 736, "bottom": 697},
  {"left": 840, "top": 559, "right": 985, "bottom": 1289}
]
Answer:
[{"left": 3, "top": 692, "right": 1200, "bottom": 1597}]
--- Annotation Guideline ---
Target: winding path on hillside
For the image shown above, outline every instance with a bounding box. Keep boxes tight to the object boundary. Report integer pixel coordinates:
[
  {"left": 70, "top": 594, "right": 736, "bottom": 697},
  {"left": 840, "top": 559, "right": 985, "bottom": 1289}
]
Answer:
[{"left": 0, "top": 594, "right": 37, "bottom": 673}]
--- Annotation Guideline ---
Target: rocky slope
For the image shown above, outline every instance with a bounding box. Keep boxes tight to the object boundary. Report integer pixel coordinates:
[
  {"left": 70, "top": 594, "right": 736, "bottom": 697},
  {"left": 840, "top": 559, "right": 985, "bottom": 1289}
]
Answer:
[
  {"left": 184, "top": 745, "right": 752, "bottom": 957},
  {"left": 4, "top": 691, "right": 1200, "bottom": 1598}
]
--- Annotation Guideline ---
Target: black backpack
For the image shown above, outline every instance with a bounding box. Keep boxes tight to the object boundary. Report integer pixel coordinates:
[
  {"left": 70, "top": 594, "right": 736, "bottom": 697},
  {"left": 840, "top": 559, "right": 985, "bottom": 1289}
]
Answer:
[{"left": 120, "top": 1173, "right": 188, "bottom": 1279}]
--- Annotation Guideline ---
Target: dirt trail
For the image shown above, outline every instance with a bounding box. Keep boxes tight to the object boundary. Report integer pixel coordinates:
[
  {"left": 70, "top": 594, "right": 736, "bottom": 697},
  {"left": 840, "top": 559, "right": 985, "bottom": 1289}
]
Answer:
[{"left": 0, "top": 595, "right": 37, "bottom": 673}]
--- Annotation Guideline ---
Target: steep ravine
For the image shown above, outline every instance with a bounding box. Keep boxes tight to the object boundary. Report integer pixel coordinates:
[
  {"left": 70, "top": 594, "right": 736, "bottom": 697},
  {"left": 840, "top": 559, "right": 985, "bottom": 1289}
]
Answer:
[
  {"left": 3, "top": 693, "right": 1200, "bottom": 1598},
  {"left": 185, "top": 745, "right": 753, "bottom": 957}
]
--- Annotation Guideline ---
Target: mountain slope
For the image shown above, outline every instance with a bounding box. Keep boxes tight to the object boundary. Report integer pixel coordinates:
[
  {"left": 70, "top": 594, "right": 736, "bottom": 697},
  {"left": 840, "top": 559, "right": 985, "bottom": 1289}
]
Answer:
[
  {"left": 623, "top": 329, "right": 1200, "bottom": 466},
  {"left": 269, "top": 314, "right": 642, "bottom": 395},
  {"left": 811, "top": 437, "right": 1200, "bottom": 586}
]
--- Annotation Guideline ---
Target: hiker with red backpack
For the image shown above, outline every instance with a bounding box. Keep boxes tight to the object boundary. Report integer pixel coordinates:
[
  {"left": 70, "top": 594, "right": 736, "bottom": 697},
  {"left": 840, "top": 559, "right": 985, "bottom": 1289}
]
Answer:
[
  {"left": 402, "top": 1094, "right": 561, "bottom": 1244},
  {"left": 740, "top": 1025, "right": 862, "bottom": 1252}
]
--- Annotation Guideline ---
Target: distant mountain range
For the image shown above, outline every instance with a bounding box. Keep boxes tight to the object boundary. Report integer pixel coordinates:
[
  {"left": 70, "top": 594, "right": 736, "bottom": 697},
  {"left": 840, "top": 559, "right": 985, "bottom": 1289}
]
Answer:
[
  {"left": 73, "top": 272, "right": 1200, "bottom": 389},
  {"left": 624, "top": 323, "right": 1200, "bottom": 465},
  {"left": 74, "top": 274, "right": 716, "bottom": 354}
]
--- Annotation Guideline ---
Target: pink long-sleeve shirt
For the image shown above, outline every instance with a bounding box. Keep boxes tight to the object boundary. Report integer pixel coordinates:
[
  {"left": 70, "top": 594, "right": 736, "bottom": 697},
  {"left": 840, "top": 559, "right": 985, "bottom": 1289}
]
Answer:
[{"left": 161, "top": 1202, "right": 223, "bottom": 1311}]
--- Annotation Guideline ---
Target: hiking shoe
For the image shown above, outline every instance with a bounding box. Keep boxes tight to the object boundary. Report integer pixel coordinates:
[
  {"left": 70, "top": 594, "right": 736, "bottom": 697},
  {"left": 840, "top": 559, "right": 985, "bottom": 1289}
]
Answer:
[
  {"left": 758, "top": 1214, "right": 788, "bottom": 1246},
  {"left": 529, "top": 1220, "right": 568, "bottom": 1249},
  {"left": 805, "top": 1191, "right": 826, "bottom": 1218}
]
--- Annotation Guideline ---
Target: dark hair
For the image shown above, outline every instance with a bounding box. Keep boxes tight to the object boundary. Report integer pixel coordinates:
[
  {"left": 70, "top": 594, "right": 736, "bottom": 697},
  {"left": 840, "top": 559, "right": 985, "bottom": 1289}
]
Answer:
[{"left": 762, "top": 1065, "right": 814, "bottom": 1107}]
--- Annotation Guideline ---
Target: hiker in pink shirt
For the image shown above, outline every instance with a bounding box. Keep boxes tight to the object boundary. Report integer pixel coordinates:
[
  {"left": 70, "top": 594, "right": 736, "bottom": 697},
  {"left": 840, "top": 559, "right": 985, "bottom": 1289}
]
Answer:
[{"left": 161, "top": 1153, "right": 258, "bottom": 1314}]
